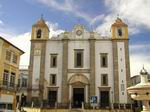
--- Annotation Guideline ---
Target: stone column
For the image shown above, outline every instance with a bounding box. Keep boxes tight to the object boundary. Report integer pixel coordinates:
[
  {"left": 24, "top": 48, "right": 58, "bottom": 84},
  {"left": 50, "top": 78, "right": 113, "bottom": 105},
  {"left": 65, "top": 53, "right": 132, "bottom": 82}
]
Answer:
[
  {"left": 39, "top": 41, "right": 47, "bottom": 105},
  {"left": 27, "top": 41, "right": 46, "bottom": 105},
  {"left": 27, "top": 42, "right": 34, "bottom": 104},
  {"left": 142, "top": 100, "right": 150, "bottom": 112},
  {"left": 89, "top": 32, "right": 96, "bottom": 97},
  {"left": 69, "top": 85, "right": 72, "bottom": 101},
  {"left": 61, "top": 34, "right": 69, "bottom": 103},
  {"left": 124, "top": 40, "right": 131, "bottom": 103},
  {"left": 85, "top": 85, "right": 88, "bottom": 103}
]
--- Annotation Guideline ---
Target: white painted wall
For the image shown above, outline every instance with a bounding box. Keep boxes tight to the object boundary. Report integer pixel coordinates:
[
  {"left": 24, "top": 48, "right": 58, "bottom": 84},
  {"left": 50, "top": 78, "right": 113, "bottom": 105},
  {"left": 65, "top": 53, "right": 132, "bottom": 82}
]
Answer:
[
  {"left": 68, "top": 41, "right": 90, "bottom": 69},
  {"left": 32, "top": 55, "right": 41, "bottom": 86},
  {"left": 31, "top": 25, "right": 129, "bottom": 104},
  {"left": 95, "top": 41, "right": 114, "bottom": 103},
  {"left": 117, "top": 42, "right": 127, "bottom": 103},
  {"left": 45, "top": 40, "right": 63, "bottom": 103},
  {"left": 32, "top": 55, "right": 41, "bottom": 97}
]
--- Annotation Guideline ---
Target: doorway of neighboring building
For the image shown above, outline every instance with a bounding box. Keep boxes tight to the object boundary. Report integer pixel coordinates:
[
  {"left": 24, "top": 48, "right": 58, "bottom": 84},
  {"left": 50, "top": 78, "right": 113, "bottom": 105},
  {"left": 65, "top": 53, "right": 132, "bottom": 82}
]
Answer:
[
  {"left": 48, "top": 91, "right": 57, "bottom": 107},
  {"left": 21, "top": 93, "right": 26, "bottom": 106},
  {"left": 73, "top": 88, "right": 84, "bottom": 108},
  {"left": 100, "top": 91, "right": 109, "bottom": 108}
]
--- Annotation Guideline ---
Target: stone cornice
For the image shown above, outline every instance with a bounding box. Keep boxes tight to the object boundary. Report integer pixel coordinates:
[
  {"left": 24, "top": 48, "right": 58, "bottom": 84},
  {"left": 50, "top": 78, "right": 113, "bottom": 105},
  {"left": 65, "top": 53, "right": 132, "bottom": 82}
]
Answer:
[{"left": 67, "top": 69, "right": 90, "bottom": 73}]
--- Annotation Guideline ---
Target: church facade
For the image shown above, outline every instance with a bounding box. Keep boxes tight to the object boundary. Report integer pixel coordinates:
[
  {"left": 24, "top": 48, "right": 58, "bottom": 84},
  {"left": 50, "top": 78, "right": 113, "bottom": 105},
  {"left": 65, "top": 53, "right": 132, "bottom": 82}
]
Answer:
[{"left": 27, "top": 17, "right": 130, "bottom": 108}]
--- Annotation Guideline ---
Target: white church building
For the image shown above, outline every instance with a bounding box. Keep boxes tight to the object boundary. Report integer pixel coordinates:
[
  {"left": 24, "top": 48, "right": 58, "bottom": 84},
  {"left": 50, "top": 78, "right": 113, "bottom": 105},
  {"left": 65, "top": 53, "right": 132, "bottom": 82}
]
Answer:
[{"left": 27, "top": 17, "right": 130, "bottom": 108}]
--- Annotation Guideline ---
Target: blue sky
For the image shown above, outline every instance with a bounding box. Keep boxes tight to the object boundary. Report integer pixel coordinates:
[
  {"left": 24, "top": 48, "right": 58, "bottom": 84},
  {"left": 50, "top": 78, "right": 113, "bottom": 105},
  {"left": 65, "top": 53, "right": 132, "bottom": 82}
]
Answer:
[{"left": 0, "top": 0, "right": 150, "bottom": 76}]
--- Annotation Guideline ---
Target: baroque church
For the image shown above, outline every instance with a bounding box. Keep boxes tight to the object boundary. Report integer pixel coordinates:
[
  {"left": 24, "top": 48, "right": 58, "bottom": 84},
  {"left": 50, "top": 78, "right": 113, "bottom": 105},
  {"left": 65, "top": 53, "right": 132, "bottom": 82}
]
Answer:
[{"left": 27, "top": 17, "right": 130, "bottom": 108}]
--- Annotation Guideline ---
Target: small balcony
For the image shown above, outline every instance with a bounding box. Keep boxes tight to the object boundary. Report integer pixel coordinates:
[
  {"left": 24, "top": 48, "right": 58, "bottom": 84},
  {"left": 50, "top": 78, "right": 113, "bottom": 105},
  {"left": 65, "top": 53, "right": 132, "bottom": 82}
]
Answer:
[{"left": 0, "top": 81, "right": 17, "bottom": 92}]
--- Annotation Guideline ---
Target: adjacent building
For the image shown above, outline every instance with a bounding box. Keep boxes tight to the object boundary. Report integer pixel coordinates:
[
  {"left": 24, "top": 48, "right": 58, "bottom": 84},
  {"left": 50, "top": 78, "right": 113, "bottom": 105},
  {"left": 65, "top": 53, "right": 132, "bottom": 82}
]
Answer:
[
  {"left": 0, "top": 36, "right": 24, "bottom": 111},
  {"left": 131, "top": 74, "right": 150, "bottom": 86},
  {"left": 27, "top": 17, "right": 130, "bottom": 108},
  {"left": 16, "top": 67, "right": 29, "bottom": 106}
]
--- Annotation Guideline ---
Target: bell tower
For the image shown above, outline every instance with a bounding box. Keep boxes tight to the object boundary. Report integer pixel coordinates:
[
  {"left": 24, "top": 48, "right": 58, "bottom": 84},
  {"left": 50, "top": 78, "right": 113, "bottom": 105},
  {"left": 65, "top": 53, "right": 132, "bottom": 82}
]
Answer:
[
  {"left": 111, "top": 17, "right": 128, "bottom": 39},
  {"left": 27, "top": 16, "right": 49, "bottom": 104},
  {"left": 111, "top": 17, "right": 130, "bottom": 104},
  {"left": 31, "top": 16, "right": 49, "bottom": 40}
]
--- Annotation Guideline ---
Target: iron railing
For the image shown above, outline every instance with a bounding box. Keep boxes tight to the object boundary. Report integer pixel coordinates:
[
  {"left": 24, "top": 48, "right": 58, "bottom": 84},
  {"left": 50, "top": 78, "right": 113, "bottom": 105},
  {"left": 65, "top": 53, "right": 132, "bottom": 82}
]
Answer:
[{"left": 23, "top": 102, "right": 134, "bottom": 110}]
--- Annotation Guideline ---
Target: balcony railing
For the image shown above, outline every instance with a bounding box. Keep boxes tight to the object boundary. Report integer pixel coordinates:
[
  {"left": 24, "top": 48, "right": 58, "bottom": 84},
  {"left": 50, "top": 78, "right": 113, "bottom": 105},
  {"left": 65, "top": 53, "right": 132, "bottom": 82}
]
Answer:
[{"left": 0, "top": 81, "right": 17, "bottom": 91}]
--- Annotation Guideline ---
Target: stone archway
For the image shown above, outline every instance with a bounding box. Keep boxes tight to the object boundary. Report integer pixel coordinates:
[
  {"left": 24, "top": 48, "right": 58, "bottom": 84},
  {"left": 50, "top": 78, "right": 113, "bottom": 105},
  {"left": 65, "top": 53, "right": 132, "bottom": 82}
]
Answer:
[
  {"left": 68, "top": 74, "right": 89, "bottom": 108},
  {"left": 68, "top": 74, "right": 89, "bottom": 85}
]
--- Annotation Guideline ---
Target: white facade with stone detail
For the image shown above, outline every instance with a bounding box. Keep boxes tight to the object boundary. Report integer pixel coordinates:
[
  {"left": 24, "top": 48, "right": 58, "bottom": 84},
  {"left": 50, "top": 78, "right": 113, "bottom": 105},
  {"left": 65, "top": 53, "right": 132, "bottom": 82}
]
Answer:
[{"left": 27, "top": 17, "right": 130, "bottom": 108}]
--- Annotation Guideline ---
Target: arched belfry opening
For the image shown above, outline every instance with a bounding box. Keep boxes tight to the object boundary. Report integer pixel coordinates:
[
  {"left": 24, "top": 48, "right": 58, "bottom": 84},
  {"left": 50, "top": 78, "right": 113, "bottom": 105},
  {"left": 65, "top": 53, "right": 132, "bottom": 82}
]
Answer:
[
  {"left": 37, "top": 29, "right": 42, "bottom": 38},
  {"left": 118, "top": 28, "right": 122, "bottom": 36},
  {"left": 68, "top": 74, "right": 89, "bottom": 108}
]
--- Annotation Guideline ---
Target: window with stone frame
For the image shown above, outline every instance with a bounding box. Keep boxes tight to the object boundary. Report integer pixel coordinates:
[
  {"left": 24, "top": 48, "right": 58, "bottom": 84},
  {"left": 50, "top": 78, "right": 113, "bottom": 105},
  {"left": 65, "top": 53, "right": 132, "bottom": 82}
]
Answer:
[
  {"left": 100, "top": 53, "right": 108, "bottom": 67},
  {"left": 101, "top": 74, "right": 108, "bottom": 86},
  {"left": 5, "top": 50, "right": 11, "bottom": 62},
  {"left": 50, "top": 74, "right": 56, "bottom": 85},
  {"left": 10, "top": 72, "right": 15, "bottom": 87},
  {"left": 12, "top": 53, "right": 17, "bottom": 64},
  {"left": 17, "top": 78, "right": 20, "bottom": 87},
  {"left": 74, "top": 49, "right": 83, "bottom": 68},
  {"left": 22, "top": 78, "right": 27, "bottom": 87},
  {"left": 3, "top": 70, "right": 9, "bottom": 86},
  {"left": 50, "top": 54, "right": 57, "bottom": 68}
]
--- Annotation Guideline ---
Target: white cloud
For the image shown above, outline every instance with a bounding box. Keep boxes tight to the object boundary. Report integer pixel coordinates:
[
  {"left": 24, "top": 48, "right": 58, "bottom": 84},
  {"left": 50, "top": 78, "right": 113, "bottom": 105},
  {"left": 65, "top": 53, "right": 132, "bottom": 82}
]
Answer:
[
  {"left": 130, "top": 44, "right": 150, "bottom": 53},
  {"left": 130, "top": 43, "right": 150, "bottom": 76},
  {"left": 38, "top": 0, "right": 92, "bottom": 22},
  {"left": 117, "top": 0, "right": 150, "bottom": 29},
  {"left": 95, "top": 15, "right": 115, "bottom": 36},
  {"left": 9, "top": 32, "right": 31, "bottom": 66},
  {"left": 0, "top": 20, "right": 3, "bottom": 25},
  {"left": 37, "top": 0, "right": 107, "bottom": 35},
  {"left": 0, "top": 21, "right": 17, "bottom": 39},
  {"left": 0, "top": 29, "right": 16, "bottom": 39},
  {"left": 99, "top": 0, "right": 150, "bottom": 35},
  {"left": 37, "top": 0, "right": 150, "bottom": 36},
  {"left": 46, "top": 21, "right": 64, "bottom": 37},
  {"left": 130, "top": 54, "right": 150, "bottom": 77},
  {"left": 90, "top": 14, "right": 105, "bottom": 25}
]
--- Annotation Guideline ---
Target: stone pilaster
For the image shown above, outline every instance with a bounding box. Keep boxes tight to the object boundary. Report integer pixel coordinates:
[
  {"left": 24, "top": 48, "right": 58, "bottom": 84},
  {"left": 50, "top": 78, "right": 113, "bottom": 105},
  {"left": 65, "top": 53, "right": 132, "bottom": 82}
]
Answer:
[
  {"left": 89, "top": 32, "right": 96, "bottom": 97},
  {"left": 27, "top": 42, "right": 34, "bottom": 104},
  {"left": 39, "top": 41, "right": 47, "bottom": 104},
  {"left": 27, "top": 40, "right": 46, "bottom": 104},
  {"left": 61, "top": 36, "right": 69, "bottom": 103},
  {"left": 124, "top": 40, "right": 131, "bottom": 103},
  {"left": 112, "top": 40, "right": 119, "bottom": 103}
]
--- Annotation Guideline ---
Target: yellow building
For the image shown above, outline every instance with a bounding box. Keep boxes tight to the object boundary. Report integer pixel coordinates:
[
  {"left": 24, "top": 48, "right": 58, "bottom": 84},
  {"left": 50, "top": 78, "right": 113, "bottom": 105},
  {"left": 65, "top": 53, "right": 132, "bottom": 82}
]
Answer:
[{"left": 0, "top": 36, "right": 24, "bottom": 111}]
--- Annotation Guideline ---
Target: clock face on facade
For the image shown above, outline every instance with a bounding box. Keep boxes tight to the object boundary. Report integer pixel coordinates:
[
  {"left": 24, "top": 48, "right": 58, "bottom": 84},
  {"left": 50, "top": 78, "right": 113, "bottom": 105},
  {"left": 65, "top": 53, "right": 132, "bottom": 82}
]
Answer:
[{"left": 76, "top": 30, "right": 82, "bottom": 36}]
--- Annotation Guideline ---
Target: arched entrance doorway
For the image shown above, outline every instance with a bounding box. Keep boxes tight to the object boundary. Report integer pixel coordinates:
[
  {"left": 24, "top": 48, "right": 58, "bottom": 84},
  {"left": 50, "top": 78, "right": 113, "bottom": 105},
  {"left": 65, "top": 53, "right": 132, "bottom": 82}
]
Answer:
[{"left": 68, "top": 74, "right": 89, "bottom": 108}]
